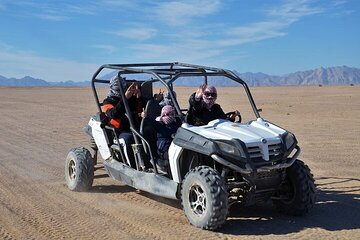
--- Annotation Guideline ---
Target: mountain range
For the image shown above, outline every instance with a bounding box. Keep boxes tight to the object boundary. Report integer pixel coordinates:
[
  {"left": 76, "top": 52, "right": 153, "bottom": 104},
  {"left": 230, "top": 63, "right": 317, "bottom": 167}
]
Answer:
[
  {"left": 0, "top": 75, "right": 89, "bottom": 87},
  {"left": 237, "top": 65, "right": 360, "bottom": 86},
  {"left": 0, "top": 66, "right": 359, "bottom": 87}
]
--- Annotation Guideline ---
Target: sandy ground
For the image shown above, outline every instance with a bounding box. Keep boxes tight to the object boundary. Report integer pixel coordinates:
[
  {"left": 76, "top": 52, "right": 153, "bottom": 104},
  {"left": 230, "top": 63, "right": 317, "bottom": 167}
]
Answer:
[{"left": 0, "top": 85, "right": 359, "bottom": 239}]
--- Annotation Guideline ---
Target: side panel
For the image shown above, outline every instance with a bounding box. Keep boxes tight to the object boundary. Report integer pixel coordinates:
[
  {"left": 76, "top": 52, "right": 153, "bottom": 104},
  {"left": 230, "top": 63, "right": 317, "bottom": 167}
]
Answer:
[
  {"left": 104, "top": 158, "right": 179, "bottom": 200},
  {"left": 168, "top": 142, "right": 183, "bottom": 183},
  {"left": 172, "top": 127, "right": 218, "bottom": 156},
  {"left": 88, "top": 118, "right": 111, "bottom": 160}
]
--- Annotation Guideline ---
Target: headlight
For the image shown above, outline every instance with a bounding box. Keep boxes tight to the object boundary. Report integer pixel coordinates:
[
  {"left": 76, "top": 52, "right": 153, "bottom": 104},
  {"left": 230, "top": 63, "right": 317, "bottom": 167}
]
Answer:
[
  {"left": 284, "top": 132, "right": 295, "bottom": 149},
  {"left": 216, "top": 141, "right": 241, "bottom": 157}
]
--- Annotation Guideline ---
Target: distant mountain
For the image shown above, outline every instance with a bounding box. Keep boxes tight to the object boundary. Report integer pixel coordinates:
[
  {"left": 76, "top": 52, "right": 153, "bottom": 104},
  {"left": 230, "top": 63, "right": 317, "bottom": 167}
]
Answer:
[
  {"left": 279, "top": 66, "right": 360, "bottom": 86},
  {"left": 172, "top": 66, "right": 359, "bottom": 87},
  {"left": 0, "top": 75, "right": 50, "bottom": 87},
  {"left": 236, "top": 72, "right": 281, "bottom": 87},
  {"left": 49, "top": 80, "right": 90, "bottom": 87},
  {"left": 0, "top": 75, "right": 90, "bottom": 87},
  {"left": 0, "top": 66, "right": 359, "bottom": 87},
  {"left": 238, "top": 66, "right": 360, "bottom": 86}
]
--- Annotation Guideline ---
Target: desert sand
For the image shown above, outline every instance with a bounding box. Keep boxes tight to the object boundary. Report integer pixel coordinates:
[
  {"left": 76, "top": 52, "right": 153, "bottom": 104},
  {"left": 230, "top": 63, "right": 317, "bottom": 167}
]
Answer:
[{"left": 0, "top": 85, "right": 359, "bottom": 239}]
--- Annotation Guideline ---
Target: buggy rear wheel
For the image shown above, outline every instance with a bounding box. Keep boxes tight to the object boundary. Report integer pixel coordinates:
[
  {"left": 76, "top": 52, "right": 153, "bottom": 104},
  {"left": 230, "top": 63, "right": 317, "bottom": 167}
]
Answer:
[
  {"left": 181, "top": 166, "right": 228, "bottom": 230},
  {"left": 65, "top": 147, "right": 94, "bottom": 191}
]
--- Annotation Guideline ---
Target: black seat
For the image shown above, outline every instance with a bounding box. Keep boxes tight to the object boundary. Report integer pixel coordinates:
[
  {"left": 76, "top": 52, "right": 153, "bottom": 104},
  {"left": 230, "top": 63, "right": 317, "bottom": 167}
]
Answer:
[
  {"left": 140, "top": 99, "right": 162, "bottom": 133},
  {"left": 145, "top": 99, "right": 162, "bottom": 120},
  {"left": 139, "top": 99, "right": 162, "bottom": 155}
]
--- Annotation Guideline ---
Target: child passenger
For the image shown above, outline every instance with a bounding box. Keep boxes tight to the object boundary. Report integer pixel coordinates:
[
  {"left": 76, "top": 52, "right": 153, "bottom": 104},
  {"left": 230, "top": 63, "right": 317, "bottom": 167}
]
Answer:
[
  {"left": 154, "top": 105, "right": 179, "bottom": 158},
  {"left": 143, "top": 105, "right": 179, "bottom": 173}
]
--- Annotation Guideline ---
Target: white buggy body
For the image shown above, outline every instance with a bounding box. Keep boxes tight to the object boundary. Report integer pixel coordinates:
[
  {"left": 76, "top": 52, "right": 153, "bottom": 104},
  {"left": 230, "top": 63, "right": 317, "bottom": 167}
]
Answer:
[
  {"left": 65, "top": 62, "right": 315, "bottom": 230},
  {"left": 168, "top": 118, "right": 289, "bottom": 183}
]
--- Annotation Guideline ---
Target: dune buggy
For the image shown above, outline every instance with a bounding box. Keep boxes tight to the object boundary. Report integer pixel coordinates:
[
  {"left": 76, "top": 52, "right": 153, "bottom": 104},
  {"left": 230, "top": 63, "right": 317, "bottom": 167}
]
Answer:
[{"left": 65, "top": 62, "right": 315, "bottom": 230}]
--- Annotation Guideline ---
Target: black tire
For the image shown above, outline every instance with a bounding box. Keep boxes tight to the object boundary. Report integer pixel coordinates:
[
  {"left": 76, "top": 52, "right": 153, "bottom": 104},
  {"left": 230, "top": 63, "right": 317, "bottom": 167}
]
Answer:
[
  {"left": 273, "top": 159, "right": 316, "bottom": 215},
  {"left": 65, "top": 147, "right": 94, "bottom": 192},
  {"left": 181, "top": 166, "right": 228, "bottom": 230}
]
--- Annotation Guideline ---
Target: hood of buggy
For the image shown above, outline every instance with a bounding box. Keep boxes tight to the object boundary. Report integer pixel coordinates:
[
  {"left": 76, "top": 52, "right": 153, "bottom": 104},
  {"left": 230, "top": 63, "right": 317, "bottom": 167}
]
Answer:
[{"left": 182, "top": 118, "right": 287, "bottom": 146}]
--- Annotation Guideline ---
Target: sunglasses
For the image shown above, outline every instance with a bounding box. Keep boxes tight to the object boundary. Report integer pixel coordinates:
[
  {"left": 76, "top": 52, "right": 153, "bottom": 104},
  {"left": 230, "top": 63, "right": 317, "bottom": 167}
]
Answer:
[
  {"left": 204, "top": 92, "right": 217, "bottom": 97},
  {"left": 163, "top": 112, "right": 175, "bottom": 117}
]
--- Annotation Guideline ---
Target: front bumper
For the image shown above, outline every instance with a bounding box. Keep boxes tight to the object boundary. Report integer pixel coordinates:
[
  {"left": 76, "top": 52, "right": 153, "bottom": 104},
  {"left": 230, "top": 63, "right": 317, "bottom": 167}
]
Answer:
[{"left": 211, "top": 145, "right": 301, "bottom": 174}]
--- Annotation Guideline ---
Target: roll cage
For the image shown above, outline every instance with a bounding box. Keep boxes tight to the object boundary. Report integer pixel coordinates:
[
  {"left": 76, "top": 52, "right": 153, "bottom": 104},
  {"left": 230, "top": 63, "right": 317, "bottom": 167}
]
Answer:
[{"left": 90, "top": 62, "right": 261, "bottom": 159}]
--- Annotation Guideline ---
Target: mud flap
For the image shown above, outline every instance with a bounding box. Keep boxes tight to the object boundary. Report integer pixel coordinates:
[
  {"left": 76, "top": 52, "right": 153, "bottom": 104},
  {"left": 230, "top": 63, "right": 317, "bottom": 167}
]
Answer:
[{"left": 89, "top": 118, "right": 111, "bottom": 160}]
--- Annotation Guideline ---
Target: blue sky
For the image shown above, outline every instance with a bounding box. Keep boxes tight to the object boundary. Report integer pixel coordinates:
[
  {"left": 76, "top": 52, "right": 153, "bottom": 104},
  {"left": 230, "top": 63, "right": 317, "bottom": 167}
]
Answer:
[{"left": 0, "top": 0, "right": 359, "bottom": 82}]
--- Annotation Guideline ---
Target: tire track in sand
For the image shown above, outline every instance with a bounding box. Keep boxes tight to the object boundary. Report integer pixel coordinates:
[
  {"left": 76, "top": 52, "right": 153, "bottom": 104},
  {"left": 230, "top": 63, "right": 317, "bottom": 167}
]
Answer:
[{"left": 55, "top": 179, "right": 225, "bottom": 240}]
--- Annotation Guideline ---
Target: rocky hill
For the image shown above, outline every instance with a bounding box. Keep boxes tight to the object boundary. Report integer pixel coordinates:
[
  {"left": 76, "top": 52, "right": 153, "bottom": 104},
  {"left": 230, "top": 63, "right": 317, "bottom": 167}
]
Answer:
[
  {"left": 0, "top": 66, "right": 359, "bottom": 87},
  {"left": 237, "top": 66, "right": 360, "bottom": 86},
  {"left": 0, "top": 75, "right": 89, "bottom": 87}
]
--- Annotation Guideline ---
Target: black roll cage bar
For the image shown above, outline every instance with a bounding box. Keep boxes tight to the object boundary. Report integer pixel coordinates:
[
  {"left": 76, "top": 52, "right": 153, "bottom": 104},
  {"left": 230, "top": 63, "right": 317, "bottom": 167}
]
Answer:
[
  {"left": 90, "top": 62, "right": 261, "bottom": 163},
  {"left": 91, "top": 62, "right": 260, "bottom": 117}
]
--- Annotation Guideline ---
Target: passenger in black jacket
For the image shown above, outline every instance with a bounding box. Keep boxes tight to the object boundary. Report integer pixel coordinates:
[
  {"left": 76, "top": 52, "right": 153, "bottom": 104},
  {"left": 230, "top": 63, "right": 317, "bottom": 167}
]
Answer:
[
  {"left": 102, "top": 76, "right": 145, "bottom": 168},
  {"left": 187, "top": 84, "right": 240, "bottom": 126}
]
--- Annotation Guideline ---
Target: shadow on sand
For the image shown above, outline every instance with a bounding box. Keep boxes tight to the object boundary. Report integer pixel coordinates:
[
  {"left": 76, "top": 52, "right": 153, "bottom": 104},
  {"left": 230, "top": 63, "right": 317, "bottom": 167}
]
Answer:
[
  {"left": 89, "top": 165, "right": 135, "bottom": 194},
  {"left": 88, "top": 169, "right": 360, "bottom": 235},
  {"left": 221, "top": 176, "right": 360, "bottom": 235}
]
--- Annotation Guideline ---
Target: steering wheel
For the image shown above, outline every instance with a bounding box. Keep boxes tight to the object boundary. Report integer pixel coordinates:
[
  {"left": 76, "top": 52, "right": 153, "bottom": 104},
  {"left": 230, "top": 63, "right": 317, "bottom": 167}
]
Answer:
[{"left": 225, "top": 111, "right": 242, "bottom": 123}]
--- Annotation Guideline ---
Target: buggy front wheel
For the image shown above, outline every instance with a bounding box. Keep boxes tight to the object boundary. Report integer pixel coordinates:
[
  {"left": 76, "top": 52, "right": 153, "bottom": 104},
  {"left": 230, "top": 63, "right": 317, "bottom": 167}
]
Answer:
[{"left": 181, "top": 166, "right": 228, "bottom": 230}]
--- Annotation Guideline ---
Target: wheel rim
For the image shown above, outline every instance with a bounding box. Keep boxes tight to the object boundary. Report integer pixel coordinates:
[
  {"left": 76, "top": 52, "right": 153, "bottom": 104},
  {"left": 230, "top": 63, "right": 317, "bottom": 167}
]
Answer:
[
  {"left": 68, "top": 159, "right": 77, "bottom": 181},
  {"left": 189, "top": 184, "right": 206, "bottom": 216}
]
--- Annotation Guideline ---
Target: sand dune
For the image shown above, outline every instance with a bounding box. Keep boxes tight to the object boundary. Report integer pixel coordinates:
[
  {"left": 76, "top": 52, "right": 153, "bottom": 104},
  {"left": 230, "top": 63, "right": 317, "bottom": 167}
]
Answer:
[{"left": 0, "top": 85, "right": 359, "bottom": 239}]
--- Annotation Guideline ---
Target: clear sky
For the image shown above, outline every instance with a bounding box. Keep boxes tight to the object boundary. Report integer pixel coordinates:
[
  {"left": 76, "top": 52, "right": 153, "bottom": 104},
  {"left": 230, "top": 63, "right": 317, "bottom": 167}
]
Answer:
[{"left": 0, "top": 0, "right": 359, "bottom": 82}]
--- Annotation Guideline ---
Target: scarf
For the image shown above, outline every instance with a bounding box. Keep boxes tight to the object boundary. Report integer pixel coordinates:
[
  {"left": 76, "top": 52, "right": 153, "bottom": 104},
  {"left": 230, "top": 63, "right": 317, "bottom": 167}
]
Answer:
[
  {"left": 159, "top": 91, "right": 176, "bottom": 107},
  {"left": 156, "top": 105, "right": 176, "bottom": 125},
  {"left": 107, "top": 75, "right": 127, "bottom": 98},
  {"left": 202, "top": 85, "right": 217, "bottom": 110}
]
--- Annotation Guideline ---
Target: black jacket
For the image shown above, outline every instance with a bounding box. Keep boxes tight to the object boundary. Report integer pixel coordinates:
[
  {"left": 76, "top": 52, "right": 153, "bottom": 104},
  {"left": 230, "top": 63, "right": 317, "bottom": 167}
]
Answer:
[
  {"left": 154, "top": 121, "right": 179, "bottom": 154},
  {"left": 186, "top": 92, "right": 226, "bottom": 126},
  {"left": 102, "top": 95, "right": 144, "bottom": 131}
]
